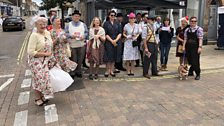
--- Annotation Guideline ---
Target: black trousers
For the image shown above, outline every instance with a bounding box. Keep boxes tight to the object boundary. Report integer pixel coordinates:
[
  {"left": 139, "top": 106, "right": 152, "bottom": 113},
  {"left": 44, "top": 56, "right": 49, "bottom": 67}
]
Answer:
[
  {"left": 143, "top": 43, "right": 158, "bottom": 75},
  {"left": 186, "top": 43, "right": 201, "bottom": 76},
  {"left": 136, "top": 50, "right": 143, "bottom": 66},
  {"left": 115, "top": 41, "right": 124, "bottom": 69},
  {"left": 70, "top": 46, "right": 86, "bottom": 75}
]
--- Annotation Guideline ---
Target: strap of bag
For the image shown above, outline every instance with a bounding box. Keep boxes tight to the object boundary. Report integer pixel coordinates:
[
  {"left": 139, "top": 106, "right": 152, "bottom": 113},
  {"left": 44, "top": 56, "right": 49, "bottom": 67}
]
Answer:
[
  {"left": 146, "top": 25, "right": 155, "bottom": 42},
  {"left": 131, "top": 25, "right": 135, "bottom": 36}
]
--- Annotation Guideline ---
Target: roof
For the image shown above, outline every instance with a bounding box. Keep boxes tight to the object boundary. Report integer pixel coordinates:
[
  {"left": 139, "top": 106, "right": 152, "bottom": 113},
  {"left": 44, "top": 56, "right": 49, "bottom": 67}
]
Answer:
[
  {"left": 0, "top": 0, "right": 13, "bottom": 5},
  {"left": 95, "top": 0, "right": 186, "bottom": 9}
]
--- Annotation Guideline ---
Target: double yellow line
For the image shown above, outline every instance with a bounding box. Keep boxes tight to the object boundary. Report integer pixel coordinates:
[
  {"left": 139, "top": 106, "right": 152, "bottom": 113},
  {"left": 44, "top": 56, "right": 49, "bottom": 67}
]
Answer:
[{"left": 17, "top": 31, "right": 31, "bottom": 65}]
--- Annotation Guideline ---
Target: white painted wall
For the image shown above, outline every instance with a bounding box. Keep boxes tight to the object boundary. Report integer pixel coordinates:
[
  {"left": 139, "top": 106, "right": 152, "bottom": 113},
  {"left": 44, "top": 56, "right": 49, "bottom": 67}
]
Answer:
[{"left": 187, "top": 0, "right": 199, "bottom": 17}]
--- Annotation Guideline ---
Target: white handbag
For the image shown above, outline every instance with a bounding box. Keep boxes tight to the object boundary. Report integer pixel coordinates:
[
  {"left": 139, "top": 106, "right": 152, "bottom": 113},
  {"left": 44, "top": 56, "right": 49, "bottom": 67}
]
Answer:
[
  {"left": 66, "top": 43, "right": 72, "bottom": 57},
  {"left": 49, "top": 67, "right": 74, "bottom": 93}
]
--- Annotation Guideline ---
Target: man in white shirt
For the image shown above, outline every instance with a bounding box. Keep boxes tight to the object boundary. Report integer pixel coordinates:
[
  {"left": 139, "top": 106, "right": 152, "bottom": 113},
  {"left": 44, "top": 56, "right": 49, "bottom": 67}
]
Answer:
[
  {"left": 154, "top": 16, "right": 162, "bottom": 43},
  {"left": 65, "top": 10, "right": 88, "bottom": 78}
]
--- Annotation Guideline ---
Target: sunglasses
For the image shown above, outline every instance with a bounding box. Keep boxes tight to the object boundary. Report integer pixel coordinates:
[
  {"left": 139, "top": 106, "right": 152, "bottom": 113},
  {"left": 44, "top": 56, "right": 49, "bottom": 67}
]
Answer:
[
  {"left": 191, "top": 20, "right": 197, "bottom": 22},
  {"left": 110, "top": 15, "right": 116, "bottom": 17},
  {"left": 129, "top": 18, "right": 135, "bottom": 19}
]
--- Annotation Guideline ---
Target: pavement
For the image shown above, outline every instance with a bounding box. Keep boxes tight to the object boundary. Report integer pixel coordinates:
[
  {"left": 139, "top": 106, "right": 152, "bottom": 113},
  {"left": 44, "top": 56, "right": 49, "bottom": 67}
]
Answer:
[{"left": 1, "top": 19, "right": 224, "bottom": 126}]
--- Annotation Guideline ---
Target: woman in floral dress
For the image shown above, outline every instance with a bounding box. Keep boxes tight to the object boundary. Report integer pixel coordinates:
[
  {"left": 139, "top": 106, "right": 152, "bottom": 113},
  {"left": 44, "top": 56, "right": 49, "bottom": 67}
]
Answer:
[
  {"left": 123, "top": 12, "right": 140, "bottom": 76},
  {"left": 50, "top": 17, "right": 77, "bottom": 72},
  {"left": 27, "top": 17, "right": 56, "bottom": 106}
]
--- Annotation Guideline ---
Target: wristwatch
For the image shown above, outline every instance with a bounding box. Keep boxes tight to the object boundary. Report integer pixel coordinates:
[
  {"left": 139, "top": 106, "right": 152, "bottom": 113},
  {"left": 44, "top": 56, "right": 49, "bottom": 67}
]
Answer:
[{"left": 199, "top": 46, "right": 202, "bottom": 48}]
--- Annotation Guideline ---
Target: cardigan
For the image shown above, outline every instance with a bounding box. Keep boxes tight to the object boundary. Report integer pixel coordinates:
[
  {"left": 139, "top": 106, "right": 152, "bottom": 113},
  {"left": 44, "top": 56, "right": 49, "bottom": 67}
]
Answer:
[{"left": 27, "top": 30, "right": 52, "bottom": 57}]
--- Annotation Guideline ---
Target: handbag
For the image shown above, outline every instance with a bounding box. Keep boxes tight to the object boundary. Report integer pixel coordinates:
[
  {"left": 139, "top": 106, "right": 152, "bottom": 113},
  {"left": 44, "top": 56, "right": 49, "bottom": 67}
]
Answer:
[
  {"left": 132, "top": 40, "right": 139, "bottom": 47},
  {"left": 131, "top": 25, "right": 139, "bottom": 47},
  {"left": 178, "top": 45, "right": 184, "bottom": 53},
  {"left": 66, "top": 43, "right": 72, "bottom": 57},
  {"left": 49, "top": 67, "right": 74, "bottom": 93}
]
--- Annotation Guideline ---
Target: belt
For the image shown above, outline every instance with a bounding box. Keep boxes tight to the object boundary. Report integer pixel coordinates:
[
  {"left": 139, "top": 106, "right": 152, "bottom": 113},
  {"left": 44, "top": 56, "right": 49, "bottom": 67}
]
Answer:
[{"left": 147, "top": 41, "right": 156, "bottom": 44}]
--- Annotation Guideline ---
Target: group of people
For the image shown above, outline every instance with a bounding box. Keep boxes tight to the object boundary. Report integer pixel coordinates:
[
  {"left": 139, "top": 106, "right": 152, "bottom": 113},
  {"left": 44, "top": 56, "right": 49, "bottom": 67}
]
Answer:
[{"left": 27, "top": 9, "right": 203, "bottom": 106}]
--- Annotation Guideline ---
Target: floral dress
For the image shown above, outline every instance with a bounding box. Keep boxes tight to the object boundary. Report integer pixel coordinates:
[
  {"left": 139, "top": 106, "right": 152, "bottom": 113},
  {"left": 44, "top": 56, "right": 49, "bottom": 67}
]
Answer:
[
  {"left": 51, "top": 29, "right": 77, "bottom": 72},
  {"left": 123, "top": 23, "right": 140, "bottom": 61},
  {"left": 28, "top": 35, "right": 56, "bottom": 96}
]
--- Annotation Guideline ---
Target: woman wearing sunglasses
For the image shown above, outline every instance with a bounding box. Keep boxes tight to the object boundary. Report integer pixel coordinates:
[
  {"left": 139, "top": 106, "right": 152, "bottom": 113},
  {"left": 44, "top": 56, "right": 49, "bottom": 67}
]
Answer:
[
  {"left": 183, "top": 16, "right": 203, "bottom": 80},
  {"left": 103, "top": 10, "right": 122, "bottom": 77},
  {"left": 123, "top": 12, "right": 140, "bottom": 76}
]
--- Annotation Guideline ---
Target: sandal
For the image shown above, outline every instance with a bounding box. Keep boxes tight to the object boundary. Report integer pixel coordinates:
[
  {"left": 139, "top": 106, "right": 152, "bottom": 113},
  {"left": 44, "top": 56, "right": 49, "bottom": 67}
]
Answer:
[
  {"left": 34, "top": 99, "right": 44, "bottom": 106},
  {"left": 41, "top": 96, "right": 49, "bottom": 104}
]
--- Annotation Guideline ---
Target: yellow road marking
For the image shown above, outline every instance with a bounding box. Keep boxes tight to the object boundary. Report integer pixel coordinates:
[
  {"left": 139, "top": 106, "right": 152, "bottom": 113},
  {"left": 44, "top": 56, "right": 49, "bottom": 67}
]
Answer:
[
  {"left": 97, "top": 68, "right": 224, "bottom": 82},
  {"left": 17, "top": 32, "right": 31, "bottom": 65}
]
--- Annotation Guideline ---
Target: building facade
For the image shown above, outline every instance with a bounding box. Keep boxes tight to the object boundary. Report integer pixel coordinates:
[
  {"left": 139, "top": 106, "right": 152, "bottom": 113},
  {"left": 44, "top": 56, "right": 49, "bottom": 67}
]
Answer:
[
  {"left": 0, "top": 0, "right": 14, "bottom": 16},
  {"left": 187, "top": 0, "right": 224, "bottom": 41}
]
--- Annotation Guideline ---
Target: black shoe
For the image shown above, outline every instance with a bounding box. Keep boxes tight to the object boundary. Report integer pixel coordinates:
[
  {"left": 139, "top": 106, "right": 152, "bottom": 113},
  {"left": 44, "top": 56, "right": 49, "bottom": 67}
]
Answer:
[
  {"left": 94, "top": 74, "right": 98, "bottom": 79},
  {"left": 195, "top": 75, "right": 200, "bottom": 80},
  {"left": 143, "top": 74, "right": 151, "bottom": 79},
  {"left": 152, "top": 73, "right": 162, "bottom": 76},
  {"left": 188, "top": 72, "right": 194, "bottom": 76},
  {"left": 83, "top": 64, "right": 89, "bottom": 69},
  {"left": 89, "top": 74, "right": 93, "bottom": 80},
  {"left": 129, "top": 73, "right": 134, "bottom": 76},
  {"left": 114, "top": 69, "right": 120, "bottom": 73},
  {"left": 110, "top": 73, "right": 116, "bottom": 77},
  {"left": 76, "top": 73, "right": 82, "bottom": 78},
  {"left": 70, "top": 74, "right": 75, "bottom": 78},
  {"left": 128, "top": 73, "right": 134, "bottom": 76},
  {"left": 135, "top": 64, "right": 140, "bottom": 67},
  {"left": 104, "top": 73, "right": 109, "bottom": 78}
]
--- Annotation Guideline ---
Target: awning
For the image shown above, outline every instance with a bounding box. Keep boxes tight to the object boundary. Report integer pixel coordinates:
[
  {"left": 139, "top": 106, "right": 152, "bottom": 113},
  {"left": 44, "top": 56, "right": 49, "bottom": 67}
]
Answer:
[
  {"left": 95, "top": 0, "right": 186, "bottom": 9},
  {"left": 0, "top": 0, "right": 13, "bottom": 5}
]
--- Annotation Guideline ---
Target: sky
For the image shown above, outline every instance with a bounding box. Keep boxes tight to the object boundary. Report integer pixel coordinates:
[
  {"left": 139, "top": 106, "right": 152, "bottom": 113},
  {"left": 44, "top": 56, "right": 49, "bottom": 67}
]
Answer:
[{"left": 33, "top": 0, "right": 42, "bottom": 6}]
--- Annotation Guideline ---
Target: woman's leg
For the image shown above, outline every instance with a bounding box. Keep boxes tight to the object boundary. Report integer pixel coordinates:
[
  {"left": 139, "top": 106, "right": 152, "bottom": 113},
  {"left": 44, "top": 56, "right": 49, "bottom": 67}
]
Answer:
[
  {"left": 111, "top": 62, "right": 115, "bottom": 74},
  {"left": 89, "top": 63, "right": 94, "bottom": 80},
  {"left": 95, "top": 65, "right": 99, "bottom": 75},
  {"left": 179, "top": 57, "right": 182, "bottom": 65},
  {"left": 35, "top": 90, "right": 42, "bottom": 99},
  {"left": 164, "top": 45, "right": 171, "bottom": 68},
  {"left": 126, "top": 61, "right": 130, "bottom": 74},
  {"left": 89, "top": 63, "right": 94, "bottom": 75},
  {"left": 130, "top": 60, "right": 135, "bottom": 74},
  {"left": 105, "top": 63, "right": 110, "bottom": 74},
  {"left": 34, "top": 90, "right": 44, "bottom": 105},
  {"left": 160, "top": 44, "right": 165, "bottom": 65}
]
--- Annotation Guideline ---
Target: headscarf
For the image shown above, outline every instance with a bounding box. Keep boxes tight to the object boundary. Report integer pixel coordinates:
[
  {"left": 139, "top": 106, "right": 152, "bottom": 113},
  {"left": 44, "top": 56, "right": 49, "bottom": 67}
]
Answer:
[{"left": 30, "top": 15, "right": 48, "bottom": 32}]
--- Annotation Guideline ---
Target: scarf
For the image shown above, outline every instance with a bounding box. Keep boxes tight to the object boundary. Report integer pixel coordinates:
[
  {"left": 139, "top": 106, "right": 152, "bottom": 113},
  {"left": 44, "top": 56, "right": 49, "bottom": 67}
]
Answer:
[{"left": 89, "top": 27, "right": 105, "bottom": 49}]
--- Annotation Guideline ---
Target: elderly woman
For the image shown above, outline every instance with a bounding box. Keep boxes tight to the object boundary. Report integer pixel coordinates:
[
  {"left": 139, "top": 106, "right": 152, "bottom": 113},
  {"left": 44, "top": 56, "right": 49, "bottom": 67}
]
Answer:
[
  {"left": 27, "top": 16, "right": 56, "bottom": 106},
  {"left": 123, "top": 12, "right": 140, "bottom": 76},
  {"left": 50, "top": 16, "right": 77, "bottom": 72},
  {"left": 87, "top": 17, "right": 105, "bottom": 80},
  {"left": 176, "top": 16, "right": 189, "bottom": 65}
]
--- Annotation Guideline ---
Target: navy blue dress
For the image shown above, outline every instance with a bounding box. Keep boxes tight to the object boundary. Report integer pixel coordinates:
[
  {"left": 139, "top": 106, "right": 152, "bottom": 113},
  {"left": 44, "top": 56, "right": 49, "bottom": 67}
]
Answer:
[{"left": 103, "top": 21, "right": 122, "bottom": 63}]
